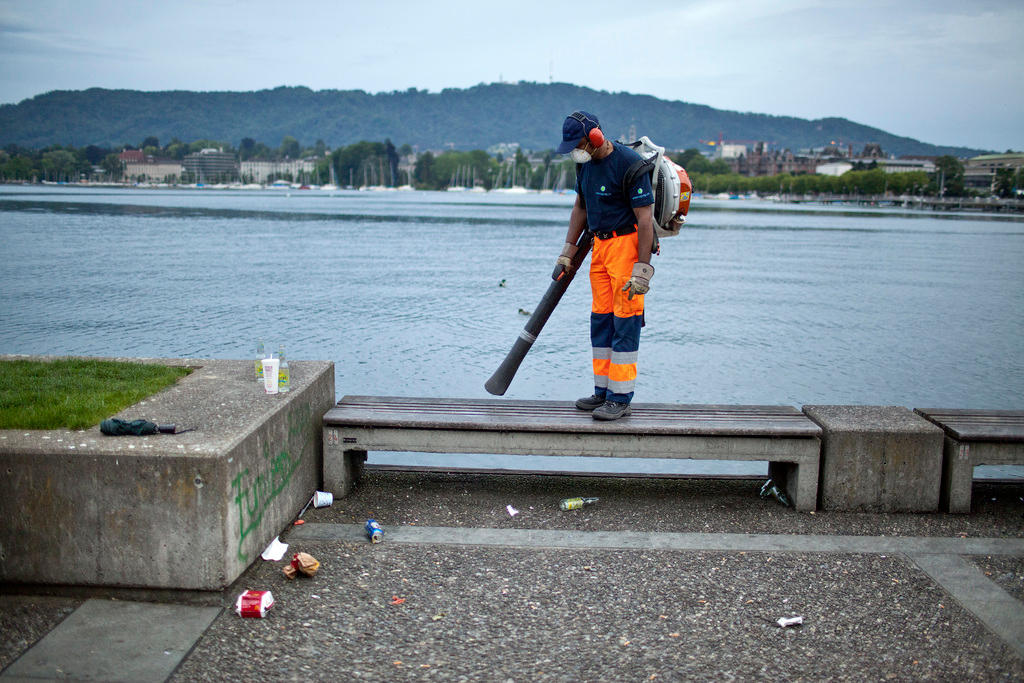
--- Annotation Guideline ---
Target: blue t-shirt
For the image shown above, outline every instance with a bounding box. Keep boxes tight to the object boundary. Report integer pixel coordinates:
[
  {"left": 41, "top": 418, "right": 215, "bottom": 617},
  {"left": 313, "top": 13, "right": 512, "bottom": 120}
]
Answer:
[{"left": 575, "top": 142, "right": 654, "bottom": 233}]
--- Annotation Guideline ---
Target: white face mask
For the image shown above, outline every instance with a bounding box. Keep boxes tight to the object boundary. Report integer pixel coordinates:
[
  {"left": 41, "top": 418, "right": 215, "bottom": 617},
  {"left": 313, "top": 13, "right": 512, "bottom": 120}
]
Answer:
[{"left": 569, "top": 148, "right": 592, "bottom": 164}]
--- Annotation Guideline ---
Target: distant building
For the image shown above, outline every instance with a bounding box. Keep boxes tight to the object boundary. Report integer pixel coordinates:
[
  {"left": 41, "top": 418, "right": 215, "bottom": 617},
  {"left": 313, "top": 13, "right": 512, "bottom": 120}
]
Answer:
[
  {"left": 816, "top": 161, "right": 853, "bottom": 176},
  {"left": 240, "top": 159, "right": 317, "bottom": 184},
  {"left": 724, "top": 140, "right": 942, "bottom": 179},
  {"left": 715, "top": 143, "right": 747, "bottom": 160},
  {"left": 964, "top": 153, "right": 1024, "bottom": 192},
  {"left": 118, "top": 149, "right": 145, "bottom": 164},
  {"left": 731, "top": 142, "right": 817, "bottom": 176},
  {"left": 816, "top": 145, "right": 935, "bottom": 177},
  {"left": 182, "top": 148, "right": 238, "bottom": 183},
  {"left": 119, "top": 149, "right": 183, "bottom": 183},
  {"left": 861, "top": 143, "right": 884, "bottom": 159},
  {"left": 487, "top": 142, "right": 521, "bottom": 157},
  {"left": 876, "top": 158, "right": 935, "bottom": 174},
  {"left": 809, "top": 144, "right": 853, "bottom": 159}
]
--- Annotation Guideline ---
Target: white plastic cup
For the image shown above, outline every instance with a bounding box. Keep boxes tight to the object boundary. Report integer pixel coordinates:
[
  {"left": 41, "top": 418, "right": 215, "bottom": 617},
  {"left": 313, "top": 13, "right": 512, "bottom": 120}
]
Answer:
[
  {"left": 261, "top": 358, "right": 279, "bottom": 394},
  {"left": 313, "top": 490, "right": 333, "bottom": 508}
]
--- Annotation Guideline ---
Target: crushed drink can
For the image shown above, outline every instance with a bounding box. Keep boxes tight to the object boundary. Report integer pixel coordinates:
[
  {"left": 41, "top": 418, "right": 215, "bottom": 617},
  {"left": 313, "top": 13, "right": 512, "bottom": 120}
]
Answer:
[
  {"left": 235, "top": 590, "right": 274, "bottom": 618},
  {"left": 365, "top": 518, "right": 383, "bottom": 543}
]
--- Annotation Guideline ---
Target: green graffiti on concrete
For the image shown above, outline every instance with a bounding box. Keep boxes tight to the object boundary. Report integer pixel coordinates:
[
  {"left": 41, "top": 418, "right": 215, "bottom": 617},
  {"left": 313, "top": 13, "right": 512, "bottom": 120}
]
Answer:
[{"left": 231, "top": 402, "right": 314, "bottom": 562}]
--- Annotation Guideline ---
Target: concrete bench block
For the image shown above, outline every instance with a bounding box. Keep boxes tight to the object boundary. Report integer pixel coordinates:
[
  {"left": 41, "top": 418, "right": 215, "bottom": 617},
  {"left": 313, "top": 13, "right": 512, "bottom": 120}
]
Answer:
[
  {"left": 0, "top": 357, "right": 334, "bottom": 590},
  {"left": 803, "top": 405, "right": 944, "bottom": 512}
]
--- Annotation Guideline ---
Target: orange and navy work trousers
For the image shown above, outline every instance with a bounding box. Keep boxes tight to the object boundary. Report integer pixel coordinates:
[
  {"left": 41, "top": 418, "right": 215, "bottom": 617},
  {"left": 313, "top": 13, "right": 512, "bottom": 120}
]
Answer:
[{"left": 589, "top": 229, "right": 644, "bottom": 404}]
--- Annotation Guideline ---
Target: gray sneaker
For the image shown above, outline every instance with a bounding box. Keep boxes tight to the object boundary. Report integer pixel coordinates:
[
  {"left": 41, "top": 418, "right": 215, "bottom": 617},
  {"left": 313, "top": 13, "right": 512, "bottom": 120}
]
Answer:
[
  {"left": 575, "top": 394, "right": 606, "bottom": 411},
  {"left": 592, "top": 400, "right": 631, "bottom": 421}
]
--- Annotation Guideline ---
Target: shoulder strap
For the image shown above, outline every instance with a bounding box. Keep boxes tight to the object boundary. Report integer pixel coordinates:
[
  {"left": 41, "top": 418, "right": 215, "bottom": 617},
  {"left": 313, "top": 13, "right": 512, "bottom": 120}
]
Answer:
[
  {"left": 575, "top": 162, "right": 585, "bottom": 208},
  {"left": 621, "top": 154, "right": 660, "bottom": 258},
  {"left": 622, "top": 156, "right": 656, "bottom": 200}
]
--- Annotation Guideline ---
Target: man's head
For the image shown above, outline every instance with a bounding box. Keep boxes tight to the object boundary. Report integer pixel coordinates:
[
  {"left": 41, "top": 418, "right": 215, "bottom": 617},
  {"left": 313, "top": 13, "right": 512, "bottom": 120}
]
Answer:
[{"left": 556, "top": 111, "right": 604, "bottom": 155}]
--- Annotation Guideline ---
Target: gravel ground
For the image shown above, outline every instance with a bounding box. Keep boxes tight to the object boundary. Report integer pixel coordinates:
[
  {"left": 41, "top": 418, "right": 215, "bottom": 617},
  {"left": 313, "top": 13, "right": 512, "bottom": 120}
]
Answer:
[
  {"left": 970, "top": 556, "right": 1024, "bottom": 603},
  {"left": 0, "top": 595, "right": 81, "bottom": 671},
  {"left": 309, "top": 470, "right": 1024, "bottom": 538},
  {"left": 5, "top": 471, "right": 1022, "bottom": 680},
  {"left": 173, "top": 542, "right": 1023, "bottom": 682},
  {"left": 169, "top": 471, "right": 1024, "bottom": 682}
]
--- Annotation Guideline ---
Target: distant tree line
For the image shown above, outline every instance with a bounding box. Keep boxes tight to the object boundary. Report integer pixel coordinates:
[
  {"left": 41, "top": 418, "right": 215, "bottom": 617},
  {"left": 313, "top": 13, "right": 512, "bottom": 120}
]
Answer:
[
  {"left": 0, "top": 83, "right": 991, "bottom": 158},
  {"left": 2, "top": 137, "right": 1018, "bottom": 198}
]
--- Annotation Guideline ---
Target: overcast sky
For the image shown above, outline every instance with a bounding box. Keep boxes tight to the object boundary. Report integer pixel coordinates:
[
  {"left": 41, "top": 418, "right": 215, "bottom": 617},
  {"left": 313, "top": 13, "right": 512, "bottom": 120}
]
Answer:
[{"left": 1, "top": 0, "right": 1021, "bottom": 151}]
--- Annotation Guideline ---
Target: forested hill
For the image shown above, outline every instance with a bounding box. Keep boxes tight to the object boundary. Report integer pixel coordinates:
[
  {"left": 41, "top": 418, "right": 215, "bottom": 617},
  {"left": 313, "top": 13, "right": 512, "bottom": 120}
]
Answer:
[{"left": 0, "top": 82, "right": 985, "bottom": 157}]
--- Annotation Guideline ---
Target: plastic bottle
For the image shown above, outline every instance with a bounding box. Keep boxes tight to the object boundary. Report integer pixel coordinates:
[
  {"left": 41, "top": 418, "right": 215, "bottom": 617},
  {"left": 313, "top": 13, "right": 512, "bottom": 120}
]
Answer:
[
  {"left": 278, "top": 344, "right": 290, "bottom": 392},
  {"left": 559, "top": 497, "right": 599, "bottom": 511},
  {"left": 255, "top": 339, "right": 265, "bottom": 381}
]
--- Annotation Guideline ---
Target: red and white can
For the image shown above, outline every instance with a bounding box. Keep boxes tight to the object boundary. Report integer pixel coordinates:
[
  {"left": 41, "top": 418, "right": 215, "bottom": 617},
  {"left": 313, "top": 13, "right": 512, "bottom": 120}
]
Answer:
[{"left": 235, "top": 590, "right": 275, "bottom": 618}]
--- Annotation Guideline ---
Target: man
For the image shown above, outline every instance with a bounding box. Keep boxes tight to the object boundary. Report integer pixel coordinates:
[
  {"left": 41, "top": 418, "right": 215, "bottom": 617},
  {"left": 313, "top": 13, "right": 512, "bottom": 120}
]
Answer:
[{"left": 553, "top": 111, "right": 655, "bottom": 421}]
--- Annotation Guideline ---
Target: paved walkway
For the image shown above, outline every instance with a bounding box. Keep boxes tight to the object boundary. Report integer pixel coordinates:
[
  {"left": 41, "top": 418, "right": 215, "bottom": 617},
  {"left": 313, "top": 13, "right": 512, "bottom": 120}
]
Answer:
[{"left": 2, "top": 472, "right": 1022, "bottom": 680}]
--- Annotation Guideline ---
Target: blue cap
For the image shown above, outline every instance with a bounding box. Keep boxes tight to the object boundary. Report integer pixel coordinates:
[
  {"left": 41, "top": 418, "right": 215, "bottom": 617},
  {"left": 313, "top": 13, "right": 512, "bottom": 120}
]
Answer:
[{"left": 556, "top": 111, "right": 600, "bottom": 154}]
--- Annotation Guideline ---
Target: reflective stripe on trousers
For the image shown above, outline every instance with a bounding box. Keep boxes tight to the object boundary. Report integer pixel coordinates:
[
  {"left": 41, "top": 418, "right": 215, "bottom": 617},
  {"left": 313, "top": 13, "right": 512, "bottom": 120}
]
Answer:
[{"left": 589, "top": 230, "right": 643, "bottom": 403}]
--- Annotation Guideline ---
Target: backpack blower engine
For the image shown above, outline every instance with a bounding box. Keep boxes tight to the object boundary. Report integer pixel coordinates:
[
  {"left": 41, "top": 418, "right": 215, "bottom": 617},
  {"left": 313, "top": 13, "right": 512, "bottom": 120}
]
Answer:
[{"left": 625, "top": 136, "right": 693, "bottom": 239}]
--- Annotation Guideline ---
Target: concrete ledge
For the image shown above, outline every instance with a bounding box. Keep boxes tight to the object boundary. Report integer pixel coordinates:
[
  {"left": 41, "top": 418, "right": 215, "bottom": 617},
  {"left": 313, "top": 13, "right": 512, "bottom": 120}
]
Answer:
[
  {"left": 0, "top": 356, "right": 334, "bottom": 590},
  {"left": 803, "top": 405, "right": 944, "bottom": 511}
]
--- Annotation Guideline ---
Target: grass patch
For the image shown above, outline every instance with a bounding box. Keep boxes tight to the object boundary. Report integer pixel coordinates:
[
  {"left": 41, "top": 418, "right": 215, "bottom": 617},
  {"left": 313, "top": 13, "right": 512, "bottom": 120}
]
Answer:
[{"left": 0, "top": 359, "right": 192, "bottom": 430}]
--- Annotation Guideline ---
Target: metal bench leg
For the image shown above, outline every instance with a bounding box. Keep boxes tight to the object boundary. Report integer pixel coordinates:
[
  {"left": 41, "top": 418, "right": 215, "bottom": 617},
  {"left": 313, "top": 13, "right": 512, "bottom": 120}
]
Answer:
[{"left": 942, "top": 438, "right": 973, "bottom": 514}]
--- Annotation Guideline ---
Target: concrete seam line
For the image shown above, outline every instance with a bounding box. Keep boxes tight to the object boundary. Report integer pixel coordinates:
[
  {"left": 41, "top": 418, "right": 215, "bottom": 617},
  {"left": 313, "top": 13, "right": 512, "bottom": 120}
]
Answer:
[
  {"left": 290, "top": 524, "right": 1024, "bottom": 556},
  {"left": 906, "top": 552, "right": 1024, "bottom": 659}
]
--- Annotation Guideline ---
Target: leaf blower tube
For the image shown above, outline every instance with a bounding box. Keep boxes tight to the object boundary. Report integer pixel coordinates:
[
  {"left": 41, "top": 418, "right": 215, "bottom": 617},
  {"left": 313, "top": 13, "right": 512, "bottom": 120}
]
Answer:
[{"left": 485, "top": 230, "right": 594, "bottom": 396}]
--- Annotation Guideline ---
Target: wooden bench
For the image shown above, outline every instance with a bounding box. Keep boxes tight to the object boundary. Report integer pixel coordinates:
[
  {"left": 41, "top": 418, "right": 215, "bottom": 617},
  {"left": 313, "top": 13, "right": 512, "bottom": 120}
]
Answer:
[
  {"left": 323, "top": 396, "right": 822, "bottom": 511},
  {"left": 914, "top": 409, "right": 1024, "bottom": 513}
]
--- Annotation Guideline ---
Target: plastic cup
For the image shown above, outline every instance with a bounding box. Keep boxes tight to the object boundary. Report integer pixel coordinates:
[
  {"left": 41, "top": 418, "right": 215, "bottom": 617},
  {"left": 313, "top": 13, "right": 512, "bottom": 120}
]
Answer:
[
  {"left": 261, "top": 358, "right": 279, "bottom": 394},
  {"left": 313, "top": 491, "right": 333, "bottom": 508}
]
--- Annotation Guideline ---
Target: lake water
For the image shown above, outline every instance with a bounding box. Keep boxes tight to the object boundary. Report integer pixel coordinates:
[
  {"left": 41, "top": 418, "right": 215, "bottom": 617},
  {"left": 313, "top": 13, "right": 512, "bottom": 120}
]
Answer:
[{"left": 2, "top": 185, "right": 1022, "bottom": 476}]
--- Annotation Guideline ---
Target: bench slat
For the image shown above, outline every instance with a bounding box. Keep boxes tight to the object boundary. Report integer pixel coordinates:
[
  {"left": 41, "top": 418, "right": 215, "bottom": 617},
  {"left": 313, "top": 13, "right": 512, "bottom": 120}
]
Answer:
[
  {"left": 325, "top": 396, "right": 821, "bottom": 438},
  {"left": 914, "top": 409, "right": 1024, "bottom": 442}
]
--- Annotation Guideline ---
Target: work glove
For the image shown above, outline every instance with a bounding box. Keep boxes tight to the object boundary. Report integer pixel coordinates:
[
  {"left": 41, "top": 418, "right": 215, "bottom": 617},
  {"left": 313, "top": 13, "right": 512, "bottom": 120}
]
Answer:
[
  {"left": 622, "top": 262, "right": 654, "bottom": 300},
  {"left": 552, "top": 242, "right": 578, "bottom": 281}
]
